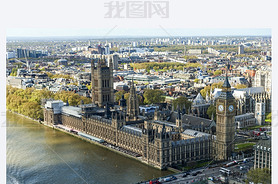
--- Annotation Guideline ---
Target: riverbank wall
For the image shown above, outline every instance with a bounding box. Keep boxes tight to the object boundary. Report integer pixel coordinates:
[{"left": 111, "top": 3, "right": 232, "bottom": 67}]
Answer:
[{"left": 7, "top": 111, "right": 176, "bottom": 173}]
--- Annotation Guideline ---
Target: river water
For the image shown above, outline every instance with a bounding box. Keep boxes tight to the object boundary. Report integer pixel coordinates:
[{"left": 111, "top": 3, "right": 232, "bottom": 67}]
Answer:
[{"left": 6, "top": 112, "right": 172, "bottom": 184}]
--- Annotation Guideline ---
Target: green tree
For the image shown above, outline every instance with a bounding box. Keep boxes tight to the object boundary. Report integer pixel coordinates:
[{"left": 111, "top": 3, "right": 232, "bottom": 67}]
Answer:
[
  {"left": 115, "top": 90, "right": 127, "bottom": 103},
  {"left": 213, "top": 70, "right": 222, "bottom": 76},
  {"left": 143, "top": 89, "right": 165, "bottom": 104},
  {"left": 234, "top": 84, "right": 247, "bottom": 89},
  {"left": 194, "top": 78, "right": 199, "bottom": 83},
  {"left": 246, "top": 168, "right": 271, "bottom": 184},
  {"left": 200, "top": 82, "right": 224, "bottom": 98},
  {"left": 86, "top": 82, "right": 92, "bottom": 90},
  {"left": 124, "top": 93, "right": 130, "bottom": 101},
  {"left": 184, "top": 55, "right": 198, "bottom": 60},
  {"left": 173, "top": 96, "right": 191, "bottom": 110},
  {"left": 207, "top": 104, "right": 216, "bottom": 120},
  {"left": 265, "top": 112, "right": 271, "bottom": 122}
]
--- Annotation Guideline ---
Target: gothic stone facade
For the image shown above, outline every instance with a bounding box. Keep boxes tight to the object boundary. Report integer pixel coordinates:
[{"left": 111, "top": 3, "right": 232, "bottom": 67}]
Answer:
[
  {"left": 91, "top": 57, "right": 114, "bottom": 107},
  {"left": 44, "top": 106, "right": 212, "bottom": 170},
  {"left": 215, "top": 76, "right": 236, "bottom": 161}
]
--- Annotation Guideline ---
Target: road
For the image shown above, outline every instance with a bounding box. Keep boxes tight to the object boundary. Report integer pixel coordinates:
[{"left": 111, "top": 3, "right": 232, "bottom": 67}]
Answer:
[{"left": 143, "top": 158, "right": 254, "bottom": 184}]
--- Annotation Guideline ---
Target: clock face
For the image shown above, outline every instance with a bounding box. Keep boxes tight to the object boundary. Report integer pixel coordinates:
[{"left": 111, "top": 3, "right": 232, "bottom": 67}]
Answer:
[
  {"left": 218, "top": 105, "right": 224, "bottom": 112},
  {"left": 229, "top": 105, "right": 234, "bottom": 112}
]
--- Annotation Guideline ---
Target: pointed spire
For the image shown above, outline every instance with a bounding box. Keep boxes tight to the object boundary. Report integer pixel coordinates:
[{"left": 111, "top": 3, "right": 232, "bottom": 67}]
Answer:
[
  {"left": 182, "top": 104, "right": 186, "bottom": 114},
  {"left": 206, "top": 92, "right": 210, "bottom": 102},
  {"left": 210, "top": 85, "right": 213, "bottom": 99}
]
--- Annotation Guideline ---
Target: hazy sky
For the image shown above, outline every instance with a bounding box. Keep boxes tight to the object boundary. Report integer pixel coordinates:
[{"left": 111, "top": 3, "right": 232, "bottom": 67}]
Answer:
[{"left": 6, "top": 28, "right": 271, "bottom": 38}]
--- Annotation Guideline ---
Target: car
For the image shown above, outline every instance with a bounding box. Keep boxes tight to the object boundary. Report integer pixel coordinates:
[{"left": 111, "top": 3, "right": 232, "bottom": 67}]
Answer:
[
  {"left": 171, "top": 176, "right": 177, "bottom": 180},
  {"left": 191, "top": 172, "right": 198, "bottom": 176},
  {"left": 182, "top": 173, "right": 189, "bottom": 177},
  {"left": 149, "top": 180, "right": 161, "bottom": 184},
  {"left": 158, "top": 178, "right": 164, "bottom": 182},
  {"left": 163, "top": 177, "right": 172, "bottom": 182},
  {"left": 208, "top": 177, "right": 213, "bottom": 181},
  {"left": 196, "top": 171, "right": 202, "bottom": 174}
]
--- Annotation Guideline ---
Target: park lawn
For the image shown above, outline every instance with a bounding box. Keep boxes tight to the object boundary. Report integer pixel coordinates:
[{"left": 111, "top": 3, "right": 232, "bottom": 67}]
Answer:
[
  {"left": 235, "top": 142, "right": 256, "bottom": 152},
  {"left": 265, "top": 119, "right": 271, "bottom": 123}
]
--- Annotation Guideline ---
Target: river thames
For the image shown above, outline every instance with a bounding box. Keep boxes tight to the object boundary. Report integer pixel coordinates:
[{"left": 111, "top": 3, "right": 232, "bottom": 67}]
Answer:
[{"left": 6, "top": 112, "right": 172, "bottom": 184}]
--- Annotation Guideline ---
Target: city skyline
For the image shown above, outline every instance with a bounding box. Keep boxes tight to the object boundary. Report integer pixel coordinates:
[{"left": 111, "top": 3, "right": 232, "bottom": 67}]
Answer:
[{"left": 6, "top": 28, "right": 271, "bottom": 38}]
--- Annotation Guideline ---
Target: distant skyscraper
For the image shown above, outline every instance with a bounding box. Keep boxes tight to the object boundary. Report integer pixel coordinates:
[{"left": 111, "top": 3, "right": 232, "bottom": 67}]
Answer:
[
  {"left": 238, "top": 45, "right": 244, "bottom": 54},
  {"left": 112, "top": 54, "right": 119, "bottom": 70},
  {"left": 105, "top": 45, "right": 110, "bottom": 55}
]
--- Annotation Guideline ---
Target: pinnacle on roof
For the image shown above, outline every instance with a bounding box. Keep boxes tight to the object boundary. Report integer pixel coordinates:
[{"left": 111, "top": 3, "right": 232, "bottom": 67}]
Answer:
[
  {"left": 222, "top": 61, "right": 231, "bottom": 89},
  {"left": 193, "top": 93, "right": 206, "bottom": 105}
]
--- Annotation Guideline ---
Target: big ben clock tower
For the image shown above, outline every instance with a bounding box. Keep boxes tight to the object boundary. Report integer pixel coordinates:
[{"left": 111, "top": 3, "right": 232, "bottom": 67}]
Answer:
[{"left": 215, "top": 63, "right": 236, "bottom": 161}]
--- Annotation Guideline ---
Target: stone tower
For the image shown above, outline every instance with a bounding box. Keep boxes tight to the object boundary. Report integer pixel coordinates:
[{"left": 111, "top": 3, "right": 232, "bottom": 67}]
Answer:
[
  {"left": 91, "top": 56, "right": 114, "bottom": 107},
  {"left": 127, "top": 80, "right": 139, "bottom": 121},
  {"left": 255, "top": 102, "right": 265, "bottom": 125},
  {"left": 176, "top": 109, "right": 182, "bottom": 130},
  {"left": 215, "top": 64, "right": 236, "bottom": 161}
]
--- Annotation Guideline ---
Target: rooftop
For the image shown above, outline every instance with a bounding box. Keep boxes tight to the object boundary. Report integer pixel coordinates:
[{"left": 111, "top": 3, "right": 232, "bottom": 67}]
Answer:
[{"left": 182, "top": 129, "right": 211, "bottom": 137}]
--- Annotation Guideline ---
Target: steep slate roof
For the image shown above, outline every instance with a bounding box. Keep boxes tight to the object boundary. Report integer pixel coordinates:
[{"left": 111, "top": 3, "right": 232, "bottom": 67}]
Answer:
[
  {"left": 193, "top": 93, "right": 206, "bottom": 105},
  {"left": 169, "top": 112, "right": 216, "bottom": 129}
]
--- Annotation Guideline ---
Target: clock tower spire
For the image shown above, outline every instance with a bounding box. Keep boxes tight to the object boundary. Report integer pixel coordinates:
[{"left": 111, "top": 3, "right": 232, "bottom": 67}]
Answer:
[{"left": 215, "top": 61, "right": 236, "bottom": 161}]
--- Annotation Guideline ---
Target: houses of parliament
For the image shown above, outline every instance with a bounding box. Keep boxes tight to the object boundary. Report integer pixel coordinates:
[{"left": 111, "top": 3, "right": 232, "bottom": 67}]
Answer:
[{"left": 43, "top": 57, "right": 236, "bottom": 169}]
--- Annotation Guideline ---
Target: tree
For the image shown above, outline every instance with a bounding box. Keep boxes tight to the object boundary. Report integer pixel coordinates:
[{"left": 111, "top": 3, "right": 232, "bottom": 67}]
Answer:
[
  {"left": 86, "top": 83, "right": 92, "bottom": 91},
  {"left": 246, "top": 168, "right": 271, "bottom": 184},
  {"left": 200, "top": 82, "right": 224, "bottom": 98},
  {"left": 265, "top": 112, "right": 271, "bottom": 123},
  {"left": 143, "top": 89, "right": 165, "bottom": 104},
  {"left": 115, "top": 90, "right": 127, "bottom": 103},
  {"left": 10, "top": 68, "right": 18, "bottom": 76},
  {"left": 173, "top": 96, "right": 191, "bottom": 110},
  {"left": 207, "top": 104, "right": 216, "bottom": 120},
  {"left": 184, "top": 55, "right": 198, "bottom": 60},
  {"left": 124, "top": 93, "right": 130, "bottom": 101},
  {"left": 234, "top": 84, "right": 247, "bottom": 89},
  {"left": 213, "top": 70, "right": 222, "bottom": 76}
]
